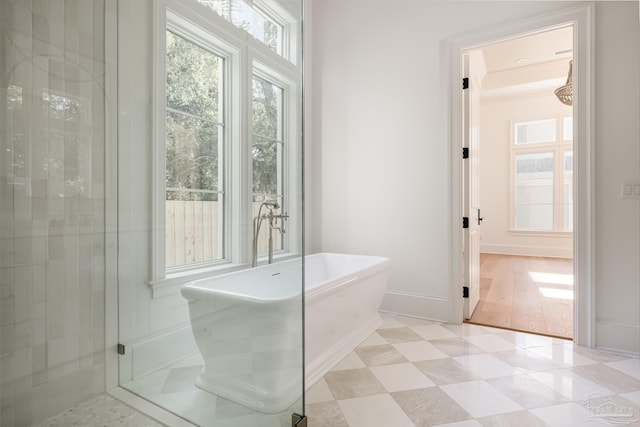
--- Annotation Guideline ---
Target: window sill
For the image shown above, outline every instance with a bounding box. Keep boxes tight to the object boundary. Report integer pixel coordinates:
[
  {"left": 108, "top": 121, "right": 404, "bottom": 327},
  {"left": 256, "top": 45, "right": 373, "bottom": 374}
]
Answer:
[
  {"left": 148, "top": 252, "right": 301, "bottom": 298},
  {"left": 149, "top": 263, "right": 249, "bottom": 298},
  {"left": 508, "top": 229, "right": 573, "bottom": 238}
]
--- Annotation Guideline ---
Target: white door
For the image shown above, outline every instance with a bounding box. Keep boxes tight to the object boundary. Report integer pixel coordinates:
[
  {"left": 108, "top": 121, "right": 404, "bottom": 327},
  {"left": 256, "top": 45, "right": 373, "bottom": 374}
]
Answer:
[{"left": 463, "top": 54, "right": 482, "bottom": 320}]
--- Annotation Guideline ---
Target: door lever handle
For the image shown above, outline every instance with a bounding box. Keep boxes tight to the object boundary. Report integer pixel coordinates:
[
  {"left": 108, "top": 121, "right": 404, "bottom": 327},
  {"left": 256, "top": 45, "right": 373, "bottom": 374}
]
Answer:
[{"left": 478, "top": 208, "right": 484, "bottom": 225}]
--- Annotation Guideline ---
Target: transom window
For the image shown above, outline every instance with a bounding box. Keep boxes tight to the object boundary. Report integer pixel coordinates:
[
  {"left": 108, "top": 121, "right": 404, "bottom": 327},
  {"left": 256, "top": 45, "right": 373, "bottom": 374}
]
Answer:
[{"left": 512, "top": 116, "right": 573, "bottom": 232}]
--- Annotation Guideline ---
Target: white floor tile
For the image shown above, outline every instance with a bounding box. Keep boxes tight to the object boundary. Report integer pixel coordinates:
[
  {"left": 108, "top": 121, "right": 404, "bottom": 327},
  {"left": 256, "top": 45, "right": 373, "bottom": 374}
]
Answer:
[
  {"left": 379, "top": 315, "right": 406, "bottom": 329},
  {"left": 369, "top": 363, "right": 435, "bottom": 392},
  {"left": 440, "top": 380, "right": 523, "bottom": 418},
  {"left": 358, "top": 331, "right": 388, "bottom": 347},
  {"left": 527, "top": 344, "right": 597, "bottom": 367},
  {"left": 453, "top": 353, "right": 523, "bottom": 379},
  {"left": 528, "top": 369, "right": 615, "bottom": 401},
  {"left": 331, "top": 352, "right": 366, "bottom": 371},
  {"left": 338, "top": 394, "right": 414, "bottom": 427},
  {"left": 410, "top": 324, "right": 458, "bottom": 340},
  {"left": 306, "top": 378, "right": 335, "bottom": 404},
  {"left": 620, "top": 390, "right": 640, "bottom": 406},
  {"left": 505, "top": 332, "right": 564, "bottom": 349},
  {"left": 605, "top": 358, "right": 640, "bottom": 380},
  {"left": 463, "top": 334, "right": 517, "bottom": 353},
  {"left": 392, "top": 340, "right": 449, "bottom": 362},
  {"left": 529, "top": 402, "right": 599, "bottom": 427},
  {"left": 433, "top": 421, "right": 483, "bottom": 427}
]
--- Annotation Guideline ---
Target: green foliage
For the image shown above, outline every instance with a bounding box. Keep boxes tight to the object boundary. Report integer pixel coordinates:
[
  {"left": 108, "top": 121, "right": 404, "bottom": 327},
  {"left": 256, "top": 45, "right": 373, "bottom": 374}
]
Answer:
[{"left": 164, "top": 31, "right": 283, "bottom": 202}]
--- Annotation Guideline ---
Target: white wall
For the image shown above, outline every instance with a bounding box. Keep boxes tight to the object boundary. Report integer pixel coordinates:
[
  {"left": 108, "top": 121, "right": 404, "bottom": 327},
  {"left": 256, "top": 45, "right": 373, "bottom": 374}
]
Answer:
[
  {"left": 310, "top": 1, "right": 640, "bottom": 353},
  {"left": 479, "top": 90, "right": 573, "bottom": 258},
  {"left": 593, "top": 2, "right": 640, "bottom": 353}
]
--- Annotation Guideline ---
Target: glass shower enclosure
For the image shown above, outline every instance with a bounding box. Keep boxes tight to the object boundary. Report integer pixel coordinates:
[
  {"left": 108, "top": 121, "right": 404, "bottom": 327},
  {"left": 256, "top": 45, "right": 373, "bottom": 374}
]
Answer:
[{"left": 115, "top": 0, "right": 305, "bottom": 426}]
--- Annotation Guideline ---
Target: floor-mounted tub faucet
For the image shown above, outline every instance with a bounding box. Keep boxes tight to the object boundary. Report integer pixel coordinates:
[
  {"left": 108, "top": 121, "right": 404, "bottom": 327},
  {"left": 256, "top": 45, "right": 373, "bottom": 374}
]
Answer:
[{"left": 252, "top": 201, "right": 289, "bottom": 267}]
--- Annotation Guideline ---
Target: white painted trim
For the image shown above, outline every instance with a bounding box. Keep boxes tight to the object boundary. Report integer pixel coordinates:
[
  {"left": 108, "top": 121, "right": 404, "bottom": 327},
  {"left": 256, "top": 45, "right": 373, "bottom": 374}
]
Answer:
[
  {"left": 595, "top": 319, "right": 640, "bottom": 355},
  {"left": 380, "top": 291, "right": 449, "bottom": 323},
  {"left": 109, "top": 387, "right": 197, "bottom": 427},
  {"left": 480, "top": 244, "right": 572, "bottom": 259},
  {"left": 448, "top": 4, "right": 595, "bottom": 348}
]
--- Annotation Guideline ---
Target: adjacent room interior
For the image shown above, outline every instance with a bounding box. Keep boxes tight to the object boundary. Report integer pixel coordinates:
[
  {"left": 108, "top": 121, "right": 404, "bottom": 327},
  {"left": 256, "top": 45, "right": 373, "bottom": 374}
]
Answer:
[{"left": 463, "top": 28, "right": 575, "bottom": 339}]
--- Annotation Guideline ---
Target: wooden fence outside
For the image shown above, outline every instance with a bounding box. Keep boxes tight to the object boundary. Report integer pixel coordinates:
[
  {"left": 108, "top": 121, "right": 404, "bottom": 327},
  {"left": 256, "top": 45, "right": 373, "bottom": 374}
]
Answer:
[{"left": 165, "top": 201, "right": 283, "bottom": 268}]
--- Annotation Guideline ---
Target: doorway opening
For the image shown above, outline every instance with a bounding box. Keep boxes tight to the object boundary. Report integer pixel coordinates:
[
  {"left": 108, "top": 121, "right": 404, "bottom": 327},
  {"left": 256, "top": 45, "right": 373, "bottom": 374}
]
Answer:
[
  {"left": 449, "top": 4, "right": 594, "bottom": 347},
  {"left": 461, "top": 25, "right": 576, "bottom": 340}
]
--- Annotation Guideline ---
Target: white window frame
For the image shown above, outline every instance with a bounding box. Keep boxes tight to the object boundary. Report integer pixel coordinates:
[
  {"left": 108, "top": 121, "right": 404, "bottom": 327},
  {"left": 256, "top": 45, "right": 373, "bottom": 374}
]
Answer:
[
  {"left": 510, "top": 115, "right": 573, "bottom": 234},
  {"left": 150, "top": 0, "right": 300, "bottom": 294}
]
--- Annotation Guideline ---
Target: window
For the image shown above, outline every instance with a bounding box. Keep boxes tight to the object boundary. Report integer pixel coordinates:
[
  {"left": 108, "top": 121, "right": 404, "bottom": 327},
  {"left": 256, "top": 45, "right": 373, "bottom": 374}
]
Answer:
[
  {"left": 165, "top": 30, "right": 225, "bottom": 269},
  {"left": 196, "top": 0, "right": 295, "bottom": 61},
  {"left": 512, "top": 116, "right": 572, "bottom": 232},
  {"left": 252, "top": 74, "right": 285, "bottom": 254},
  {"left": 153, "top": 0, "right": 300, "bottom": 284}
]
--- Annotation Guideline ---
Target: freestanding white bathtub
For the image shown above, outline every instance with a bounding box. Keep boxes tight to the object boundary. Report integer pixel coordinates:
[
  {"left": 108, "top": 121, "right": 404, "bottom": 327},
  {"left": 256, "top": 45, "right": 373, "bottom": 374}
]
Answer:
[{"left": 181, "top": 253, "right": 390, "bottom": 414}]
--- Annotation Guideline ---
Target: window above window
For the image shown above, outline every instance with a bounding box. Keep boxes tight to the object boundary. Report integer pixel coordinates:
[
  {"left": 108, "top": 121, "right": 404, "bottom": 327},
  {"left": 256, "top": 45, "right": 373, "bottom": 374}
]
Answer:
[{"left": 196, "top": 0, "right": 296, "bottom": 62}]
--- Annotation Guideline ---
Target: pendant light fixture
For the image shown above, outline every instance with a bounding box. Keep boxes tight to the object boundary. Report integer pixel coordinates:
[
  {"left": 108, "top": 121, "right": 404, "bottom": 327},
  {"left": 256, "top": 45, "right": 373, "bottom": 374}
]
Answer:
[{"left": 554, "top": 60, "right": 573, "bottom": 106}]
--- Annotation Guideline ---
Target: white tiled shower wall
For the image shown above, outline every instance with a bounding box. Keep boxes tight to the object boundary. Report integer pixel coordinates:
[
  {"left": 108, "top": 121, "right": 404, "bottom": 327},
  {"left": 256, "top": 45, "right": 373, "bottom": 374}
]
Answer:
[{"left": 0, "top": 1, "right": 107, "bottom": 425}]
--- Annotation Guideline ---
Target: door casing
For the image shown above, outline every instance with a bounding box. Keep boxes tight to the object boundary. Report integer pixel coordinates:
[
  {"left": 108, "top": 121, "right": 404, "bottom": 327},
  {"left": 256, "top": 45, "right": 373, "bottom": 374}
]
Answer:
[{"left": 448, "top": 4, "right": 595, "bottom": 347}]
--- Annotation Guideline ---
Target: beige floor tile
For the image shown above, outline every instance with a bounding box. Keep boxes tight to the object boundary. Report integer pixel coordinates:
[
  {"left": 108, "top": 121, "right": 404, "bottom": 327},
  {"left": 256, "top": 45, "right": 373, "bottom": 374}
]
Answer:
[
  {"left": 571, "top": 364, "right": 640, "bottom": 394},
  {"left": 323, "top": 368, "right": 386, "bottom": 400},
  {"left": 393, "top": 340, "right": 449, "bottom": 362},
  {"left": 354, "top": 344, "right": 408, "bottom": 367},
  {"left": 391, "top": 387, "right": 471, "bottom": 427},
  {"left": 306, "top": 401, "right": 349, "bottom": 427},
  {"left": 377, "top": 327, "right": 424, "bottom": 344}
]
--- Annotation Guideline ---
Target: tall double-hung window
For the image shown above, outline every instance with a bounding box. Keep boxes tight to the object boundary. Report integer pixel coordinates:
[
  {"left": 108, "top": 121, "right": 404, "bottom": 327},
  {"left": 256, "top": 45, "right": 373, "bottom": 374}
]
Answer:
[
  {"left": 512, "top": 116, "right": 573, "bottom": 232},
  {"left": 153, "top": 0, "right": 299, "bottom": 283},
  {"left": 164, "top": 30, "right": 225, "bottom": 268}
]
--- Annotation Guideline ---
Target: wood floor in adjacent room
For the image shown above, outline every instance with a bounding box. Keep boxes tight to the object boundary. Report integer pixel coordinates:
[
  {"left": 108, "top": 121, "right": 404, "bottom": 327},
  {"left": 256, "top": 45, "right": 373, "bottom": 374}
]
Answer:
[{"left": 467, "top": 253, "right": 574, "bottom": 339}]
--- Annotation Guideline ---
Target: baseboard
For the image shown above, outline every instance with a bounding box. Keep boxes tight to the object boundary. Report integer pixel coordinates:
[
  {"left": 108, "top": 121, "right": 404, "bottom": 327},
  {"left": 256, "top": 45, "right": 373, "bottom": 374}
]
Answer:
[
  {"left": 595, "top": 319, "right": 640, "bottom": 355},
  {"left": 481, "top": 244, "right": 573, "bottom": 258},
  {"left": 379, "top": 291, "right": 449, "bottom": 323}
]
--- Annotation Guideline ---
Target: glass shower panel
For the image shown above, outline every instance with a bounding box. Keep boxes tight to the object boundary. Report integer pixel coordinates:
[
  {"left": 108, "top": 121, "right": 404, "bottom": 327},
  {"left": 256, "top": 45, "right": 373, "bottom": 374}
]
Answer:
[
  {"left": 116, "top": 0, "right": 304, "bottom": 426},
  {"left": 0, "top": 1, "right": 108, "bottom": 425}
]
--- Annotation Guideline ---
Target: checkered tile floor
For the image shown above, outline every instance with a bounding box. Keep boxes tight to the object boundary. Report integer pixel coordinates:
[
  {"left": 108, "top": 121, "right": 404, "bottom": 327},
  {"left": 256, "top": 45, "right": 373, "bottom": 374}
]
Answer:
[
  {"left": 120, "top": 313, "right": 639, "bottom": 427},
  {"left": 306, "top": 314, "right": 640, "bottom": 427}
]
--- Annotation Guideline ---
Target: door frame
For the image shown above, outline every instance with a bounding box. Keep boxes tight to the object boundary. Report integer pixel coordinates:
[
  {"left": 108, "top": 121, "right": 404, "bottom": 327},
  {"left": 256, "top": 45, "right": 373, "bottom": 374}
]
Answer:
[{"left": 448, "top": 4, "right": 595, "bottom": 347}]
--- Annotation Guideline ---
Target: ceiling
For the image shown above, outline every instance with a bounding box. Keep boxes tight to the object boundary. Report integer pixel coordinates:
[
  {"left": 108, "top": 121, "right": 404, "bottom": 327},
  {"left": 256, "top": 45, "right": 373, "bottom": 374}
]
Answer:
[{"left": 481, "top": 26, "right": 573, "bottom": 75}]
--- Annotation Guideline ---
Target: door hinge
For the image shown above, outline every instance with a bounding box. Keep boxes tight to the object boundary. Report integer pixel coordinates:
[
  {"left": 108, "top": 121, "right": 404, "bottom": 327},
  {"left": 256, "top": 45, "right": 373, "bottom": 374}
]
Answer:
[
  {"left": 462, "top": 77, "right": 469, "bottom": 89},
  {"left": 292, "top": 413, "right": 307, "bottom": 427},
  {"left": 462, "top": 147, "right": 469, "bottom": 159},
  {"left": 463, "top": 286, "right": 469, "bottom": 298},
  {"left": 117, "top": 344, "right": 125, "bottom": 355},
  {"left": 462, "top": 217, "right": 469, "bottom": 229}
]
